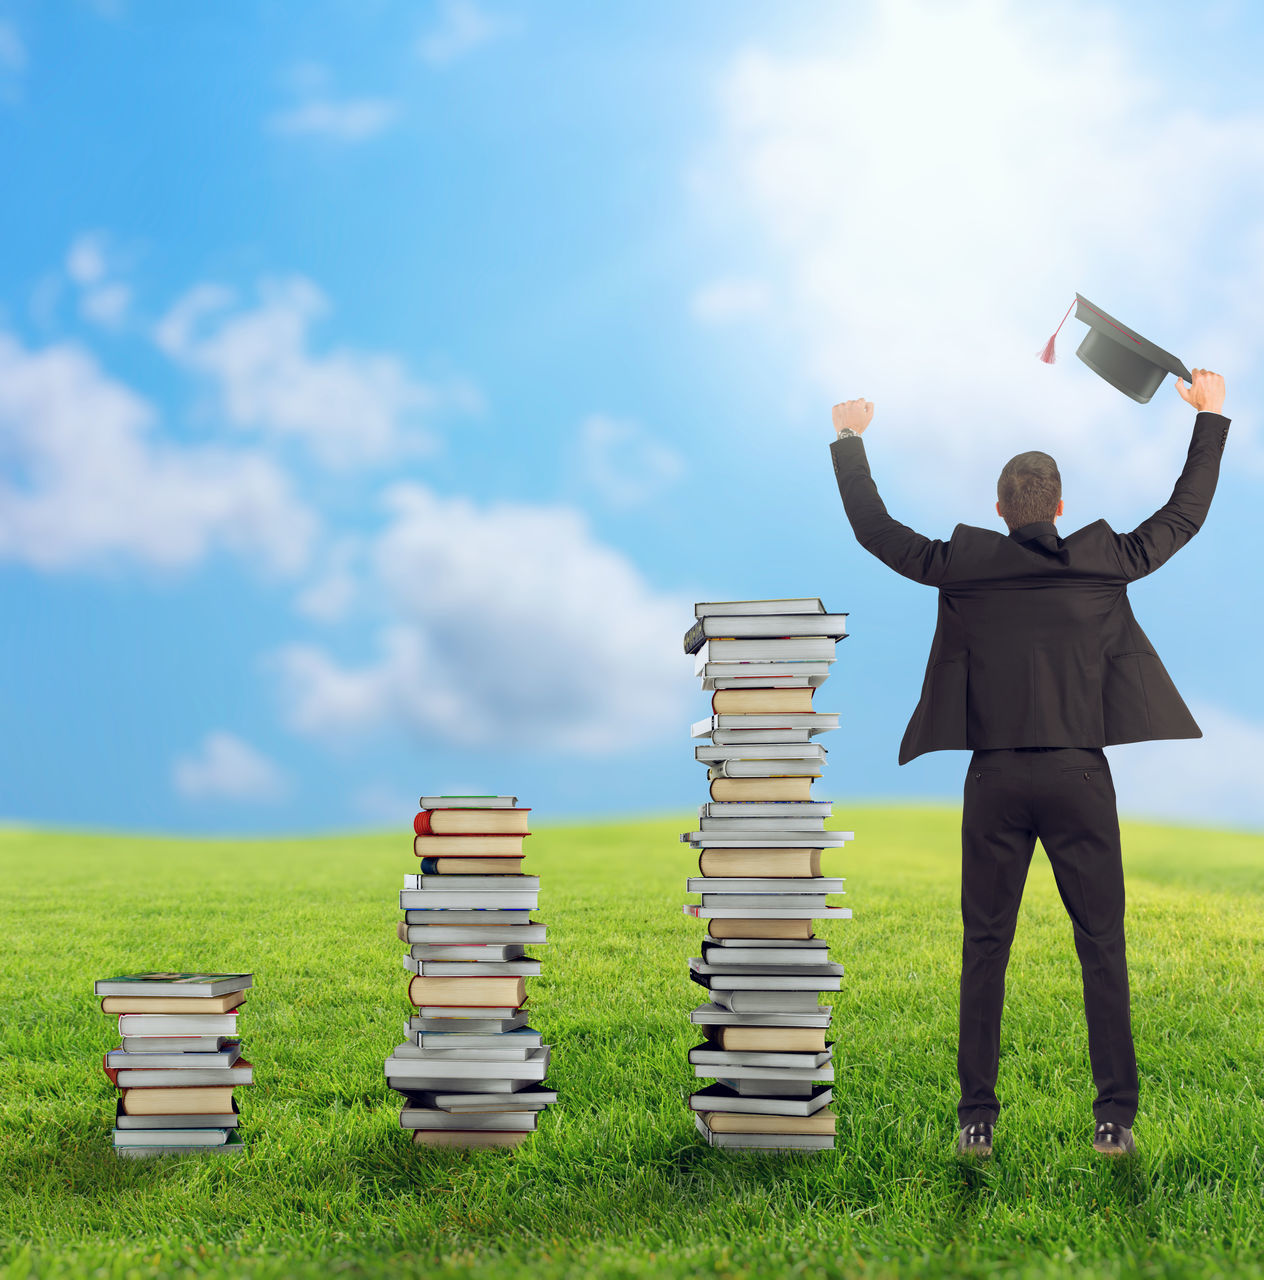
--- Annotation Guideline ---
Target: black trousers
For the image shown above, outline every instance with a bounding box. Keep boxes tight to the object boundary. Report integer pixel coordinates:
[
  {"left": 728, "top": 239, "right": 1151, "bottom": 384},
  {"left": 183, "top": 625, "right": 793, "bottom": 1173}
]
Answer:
[{"left": 957, "top": 746, "right": 1138, "bottom": 1128}]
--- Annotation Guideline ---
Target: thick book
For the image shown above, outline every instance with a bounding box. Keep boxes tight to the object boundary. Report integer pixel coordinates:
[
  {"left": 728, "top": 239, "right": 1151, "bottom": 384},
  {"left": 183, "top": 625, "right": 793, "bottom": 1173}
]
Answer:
[
  {"left": 689, "top": 1044, "right": 833, "bottom": 1070},
  {"left": 94, "top": 973, "right": 252, "bottom": 999},
  {"left": 707, "top": 917, "right": 816, "bottom": 940},
  {"left": 692, "top": 1060, "right": 833, "bottom": 1084},
  {"left": 393, "top": 1042, "right": 535, "bottom": 1063},
  {"left": 113, "top": 1127, "right": 236, "bottom": 1148},
  {"left": 407, "top": 975, "right": 525, "bottom": 1008},
  {"left": 408, "top": 1013, "right": 529, "bottom": 1035},
  {"left": 700, "top": 944, "right": 832, "bottom": 967},
  {"left": 719, "top": 1077, "right": 817, "bottom": 1097},
  {"left": 384, "top": 1045, "right": 549, "bottom": 1079},
  {"left": 404, "top": 874, "right": 538, "bottom": 892},
  {"left": 407, "top": 944, "right": 527, "bottom": 961},
  {"left": 708, "top": 760, "right": 823, "bottom": 779},
  {"left": 684, "top": 614, "right": 849, "bottom": 655},
  {"left": 414, "top": 809, "right": 532, "bottom": 836},
  {"left": 693, "top": 1111, "right": 833, "bottom": 1150},
  {"left": 409, "top": 1086, "right": 557, "bottom": 1112},
  {"left": 698, "top": 818, "right": 827, "bottom": 834},
  {"left": 707, "top": 729, "right": 816, "bottom": 746},
  {"left": 399, "top": 890, "right": 539, "bottom": 910},
  {"left": 698, "top": 849, "right": 823, "bottom": 877},
  {"left": 101, "top": 992, "right": 247, "bottom": 1016},
  {"left": 709, "top": 988, "right": 823, "bottom": 1013},
  {"left": 697, "top": 894, "right": 831, "bottom": 910},
  {"left": 402, "top": 955, "right": 541, "bottom": 977},
  {"left": 701, "top": 1110, "right": 836, "bottom": 1135},
  {"left": 694, "top": 598, "right": 825, "bottom": 618},
  {"left": 412, "top": 834, "right": 526, "bottom": 857},
  {"left": 388, "top": 1076, "right": 528, "bottom": 1094},
  {"left": 692, "top": 714, "right": 839, "bottom": 737},
  {"left": 694, "top": 637, "right": 838, "bottom": 664},
  {"left": 114, "top": 1097, "right": 241, "bottom": 1129},
  {"left": 115, "top": 1012, "right": 241, "bottom": 1037},
  {"left": 690, "top": 1002, "right": 832, "bottom": 1030},
  {"left": 121, "top": 1035, "right": 230, "bottom": 1053},
  {"left": 412, "top": 1005, "right": 525, "bottom": 1019},
  {"left": 699, "top": 658, "right": 833, "bottom": 681},
  {"left": 681, "top": 832, "right": 852, "bottom": 847},
  {"left": 414, "top": 1028, "right": 542, "bottom": 1051},
  {"left": 417, "top": 857, "right": 525, "bottom": 875},
  {"left": 711, "top": 688, "right": 814, "bottom": 715},
  {"left": 688, "top": 967, "right": 843, "bottom": 992},
  {"left": 116, "top": 1133, "right": 247, "bottom": 1158},
  {"left": 119, "top": 1085, "right": 238, "bottom": 1115},
  {"left": 689, "top": 1082, "right": 833, "bottom": 1117},
  {"left": 705, "top": 675, "right": 827, "bottom": 691},
  {"left": 401, "top": 909, "right": 533, "bottom": 925},
  {"left": 419, "top": 795, "right": 517, "bottom": 809},
  {"left": 705, "top": 1025, "right": 828, "bottom": 1053},
  {"left": 708, "top": 778, "right": 815, "bottom": 802}
]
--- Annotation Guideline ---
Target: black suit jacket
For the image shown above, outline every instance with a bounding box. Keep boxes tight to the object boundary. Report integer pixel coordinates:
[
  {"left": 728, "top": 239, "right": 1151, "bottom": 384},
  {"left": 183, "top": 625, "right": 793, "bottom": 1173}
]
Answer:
[{"left": 830, "top": 411, "right": 1230, "bottom": 765}]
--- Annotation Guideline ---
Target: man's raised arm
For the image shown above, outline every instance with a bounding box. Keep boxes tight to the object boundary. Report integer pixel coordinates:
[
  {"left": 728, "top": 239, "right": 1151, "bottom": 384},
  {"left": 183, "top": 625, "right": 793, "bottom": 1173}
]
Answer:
[
  {"left": 829, "top": 398, "right": 954, "bottom": 588},
  {"left": 1111, "top": 369, "right": 1230, "bottom": 583}
]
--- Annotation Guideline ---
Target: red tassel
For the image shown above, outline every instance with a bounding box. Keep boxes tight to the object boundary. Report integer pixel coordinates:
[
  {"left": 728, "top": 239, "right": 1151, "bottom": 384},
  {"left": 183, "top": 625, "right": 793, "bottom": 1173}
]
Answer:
[{"left": 1038, "top": 297, "right": 1076, "bottom": 365}]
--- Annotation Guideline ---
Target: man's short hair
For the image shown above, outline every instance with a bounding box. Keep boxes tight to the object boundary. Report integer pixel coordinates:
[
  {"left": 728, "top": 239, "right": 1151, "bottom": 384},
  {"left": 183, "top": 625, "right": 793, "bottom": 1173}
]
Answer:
[{"left": 997, "top": 451, "right": 1061, "bottom": 530}]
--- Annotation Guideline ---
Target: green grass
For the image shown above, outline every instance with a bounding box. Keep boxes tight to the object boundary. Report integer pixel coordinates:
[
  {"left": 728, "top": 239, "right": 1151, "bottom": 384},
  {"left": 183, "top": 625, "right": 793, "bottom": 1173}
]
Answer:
[{"left": 2, "top": 807, "right": 1263, "bottom": 1280}]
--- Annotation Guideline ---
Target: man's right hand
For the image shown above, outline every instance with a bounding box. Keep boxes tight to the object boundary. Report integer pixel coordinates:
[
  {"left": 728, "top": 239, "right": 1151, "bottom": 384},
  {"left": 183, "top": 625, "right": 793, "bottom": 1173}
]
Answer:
[{"left": 1175, "top": 368, "right": 1225, "bottom": 414}]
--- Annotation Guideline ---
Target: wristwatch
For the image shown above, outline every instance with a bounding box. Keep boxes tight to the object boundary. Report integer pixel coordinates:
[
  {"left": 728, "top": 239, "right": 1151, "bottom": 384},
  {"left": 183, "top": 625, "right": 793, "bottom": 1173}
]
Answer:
[{"left": 836, "top": 427, "right": 861, "bottom": 439}]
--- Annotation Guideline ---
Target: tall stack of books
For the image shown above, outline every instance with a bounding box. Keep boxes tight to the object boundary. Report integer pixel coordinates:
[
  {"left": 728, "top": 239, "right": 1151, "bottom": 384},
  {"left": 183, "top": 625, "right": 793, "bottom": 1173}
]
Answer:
[
  {"left": 682, "top": 599, "right": 853, "bottom": 1152},
  {"left": 384, "top": 794, "right": 556, "bottom": 1148},
  {"left": 95, "top": 972, "right": 253, "bottom": 1157}
]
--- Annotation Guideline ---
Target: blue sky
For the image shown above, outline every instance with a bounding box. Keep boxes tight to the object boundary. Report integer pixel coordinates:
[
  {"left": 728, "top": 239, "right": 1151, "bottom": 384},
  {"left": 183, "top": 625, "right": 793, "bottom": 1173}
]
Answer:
[{"left": 1, "top": 0, "right": 1261, "bottom": 835}]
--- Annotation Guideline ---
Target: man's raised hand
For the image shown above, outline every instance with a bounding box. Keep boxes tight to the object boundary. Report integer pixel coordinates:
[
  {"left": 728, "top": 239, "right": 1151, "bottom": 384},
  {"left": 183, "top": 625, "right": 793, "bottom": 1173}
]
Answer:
[
  {"left": 1174, "top": 368, "right": 1225, "bottom": 414},
  {"left": 832, "top": 398, "right": 874, "bottom": 437}
]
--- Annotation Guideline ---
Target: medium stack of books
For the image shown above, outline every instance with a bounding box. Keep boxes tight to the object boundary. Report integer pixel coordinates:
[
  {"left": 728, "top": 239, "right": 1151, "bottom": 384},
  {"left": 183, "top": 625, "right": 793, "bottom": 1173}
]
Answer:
[
  {"left": 384, "top": 794, "right": 556, "bottom": 1148},
  {"left": 681, "top": 599, "right": 853, "bottom": 1152},
  {"left": 95, "top": 972, "right": 253, "bottom": 1157}
]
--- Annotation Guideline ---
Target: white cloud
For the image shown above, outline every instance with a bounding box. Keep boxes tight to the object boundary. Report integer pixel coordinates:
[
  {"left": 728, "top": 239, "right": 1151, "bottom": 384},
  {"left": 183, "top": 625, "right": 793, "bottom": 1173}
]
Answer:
[
  {"left": 0, "top": 330, "right": 315, "bottom": 573},
  {"left": 275, "top": 482, "right": 693, "bottom": 752},
  {"left": 155, "top": 275, "right": 473, "bottom": 466},
  {"left": 267, "top": 97, "right": 398, "bottom": 142},
  {"left": 694, "top": 0, "right": 1264, "bottom": 520},
  {"left": 64, "top": 231, "right": 135, "bottom": 330},
  {"left": 691, "top": 277, "right": 769, "bottom": 323},
  {"left": 295, "top": 536, "right": 360, "bottom": 621},
  {"left": 172, "top": 731, "right": 288, "bottom": 802},
  {"left": 416, "top": 0, "right": 516, "bottom": 65},
  {"left": 577, "top": 414, "right": 684, "bottom": 508},
  {"left": 1106, "top": 700, "right": 1264, "bottom": 830},
  {"left": 66, "top": 234, "right": 108, "bottom": 286}
]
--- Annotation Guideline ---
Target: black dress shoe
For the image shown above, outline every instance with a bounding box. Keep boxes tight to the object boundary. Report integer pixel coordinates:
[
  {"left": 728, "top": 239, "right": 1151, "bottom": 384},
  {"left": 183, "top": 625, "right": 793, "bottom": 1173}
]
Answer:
[
  {"left": 1092, "top": 1121, "right": 1136, "bottom": 1156},
  {"left": 956, "top": 1120, "right": 993, "bottom": 1157}
]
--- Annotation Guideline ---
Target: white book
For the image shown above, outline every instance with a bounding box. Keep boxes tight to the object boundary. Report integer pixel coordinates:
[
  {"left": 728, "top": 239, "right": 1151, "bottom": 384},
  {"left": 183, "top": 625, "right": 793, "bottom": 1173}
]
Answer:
[
  {"left": 113, "top": 1063, "right": 254, "bottom": 1087},
  {"left": 693, "top": 1061, "right": 834, "bottom": 1083},
  {"left": 409, "top": 944, "right": 527, "bottom": 961},
  {"left": 388, "top": 1076, "right": 527, "bottom": 1094},
  {"left": 403, "top": 875, "right": 539, "bottom": 891},
  {"left": 414, "top": 1029, "right": 542, "bottom": 1050},
  {"left": 698, "top": 659, "right": 834, "bottom": 681},
  {"left": 689, "top": 1082, "right": 833, "bottom": 1117},
  {"left": 409, "top": 1013, "right": 529, "bottom": 1034},
  {"left": 416, "top": 1087, "right": 557, "bottom": 1112},
  {"left": 690, "top": 1002, "right": 833, "bottom": 1029},
  {"left": 689, "top": 1046, "right": 833, "bottom": 1070},
  {"left": 413, "top": 1005, "right": 525, "bottom": 1019},
  {"left": 402, "top": 955, "right": 542, "bottom": 977},
  {"left": 694, "top": 1113, "right": 833, "bottom": 1151},
  {"left": 113, "top": 1128, "right": 233, "bottom": 1148},
  {"left": 121, "top": 1036, "right": 229, "bottom": 1053},
  {"left": 694, "top": 637, "right": 838, "bottom": 664},
  {"left": 94, "top": 974, "right": 252, "bottom": 999},
  {"left": 698, "top": 894, "right": 831, "bottom": 910},
  {"left": 687, "top": 614, "right": 848, "bottom": 645},
  {"left": 105, "top": 1044, "right": 241, "bottom": 1070},
  {"left": 695, "top": 743, "right": 826, "bottom": 763},
  {"left": 698, "top": 819, "right": 827, "bottom": 834},
  {"left": 710, "top": 989, "right": 823, "bottom": 1013},
  {"left": 704, "top": 675, "right": 827, "bottom": 691},
  {"left": 705, "top": 937, "right": 828, "bottom": 949},
  {"left": 116, "top": 1014, "right": 239, "bottom": 1037},
  {"left": 398, "top": 1108, "right": 538, "bottom": 1132},
  {"left": 400, "top": 924, "right": 546, "bottom": 944},
  {"left": 684, "top": 904, "right": 853, "bottom": 920},
  {"left": 682, "top": 832, "right": 853, "bottom": 847},
  {"left": 699, "top": 802, "right": 833, "bottom": 818},
  {"left": 687, "top": 878, "right": 845, "bottom": 893},
  {"left": 719, "top": 1076, "right": 816, "bottom": 1097},
  {"left": 700, "top": 946, "right": 832, "bottom": 966},
  {"left": 419, "top": 795, "right": 518, "bottom": 809},
  {"left": 706, "top": 728, "right": 816, "bottom": 746},
  {"left": 116, "top": 1135, "right": 247, "bottom": 1158},
  {"left": 399, "top": 891, "right": 539, "bottom": 910},
  {"left": 392, "top": 1041, "right": 535, "bottom": 1062},
  {"left": 402, "top": 909, "right": 534, "bottom": 925},
  {"left": 708, "top": 760, "right": 824, "bottom": 778},
  {"left": 692, "top": 714, "right": 839, "bottom": 737},
  {"left": 694, "top": 598, "right": 826, "bottom": 618},
  {"left": 692, "top": 973, "right": 843, "bottom": 993}
]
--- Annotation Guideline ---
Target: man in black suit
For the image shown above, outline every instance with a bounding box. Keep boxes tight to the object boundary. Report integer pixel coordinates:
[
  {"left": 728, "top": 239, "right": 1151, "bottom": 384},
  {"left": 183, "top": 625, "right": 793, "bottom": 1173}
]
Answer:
[{"left": 829, "top": 370, "right": 1230, "bottom": 1159}]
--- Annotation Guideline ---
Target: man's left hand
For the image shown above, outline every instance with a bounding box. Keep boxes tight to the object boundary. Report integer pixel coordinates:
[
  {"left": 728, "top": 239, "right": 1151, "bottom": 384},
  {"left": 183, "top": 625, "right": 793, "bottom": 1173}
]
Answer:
[{"left": 832, "top": 398, "right": 874, "bottom": 436}]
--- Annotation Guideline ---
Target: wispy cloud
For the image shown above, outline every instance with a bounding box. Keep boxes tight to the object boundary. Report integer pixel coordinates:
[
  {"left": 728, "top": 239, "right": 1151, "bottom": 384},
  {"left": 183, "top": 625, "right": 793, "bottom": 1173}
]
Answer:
[
  {"left": 65, "top": 231, "right": 134, "bottom": 331},
  {"left": 268, "top": 97, "right": 398, "bottom": 142},
  {"left": 577, "top": 413, "right": 684, "bottom": 508},
  {"left": 691, "top": 277, "right": 769, "bottom": 324},
  {"left": 155, "top": 275, "right": 478, "bottom": 466},
  {"left": 172, "top": 732, "right": 289, "bottom": 802},
  {"left": 416, "top": 0, "right": 517, "bottom": 65},
  {"left": 0, "top": 330, "right": 315, "bottom": 574}
]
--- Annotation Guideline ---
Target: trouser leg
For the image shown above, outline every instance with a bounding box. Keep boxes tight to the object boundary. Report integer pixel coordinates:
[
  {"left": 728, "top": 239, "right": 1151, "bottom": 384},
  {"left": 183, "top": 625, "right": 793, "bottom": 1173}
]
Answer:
[
  {"left": 958, "top": 754, "right": 1037, "bottom": 1126},
  {"left": 1033, "top": 751, "right": 1138, "bottom": 1127}
]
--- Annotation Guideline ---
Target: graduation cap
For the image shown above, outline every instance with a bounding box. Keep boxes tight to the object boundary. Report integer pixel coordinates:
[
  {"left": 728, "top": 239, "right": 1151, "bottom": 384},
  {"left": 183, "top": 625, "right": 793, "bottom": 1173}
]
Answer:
[{"left": 1037, "top": 293, "right": 1193, "bottom": 404}]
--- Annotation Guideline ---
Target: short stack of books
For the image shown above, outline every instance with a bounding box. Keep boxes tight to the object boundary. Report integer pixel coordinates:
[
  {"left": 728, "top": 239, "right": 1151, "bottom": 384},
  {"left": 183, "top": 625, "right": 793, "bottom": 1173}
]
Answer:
[
  {"left": 384, "top": 794, "right": 556, "bottom": 1147},
  {"left": 95, "top": 972, "right": 253, "bottom": 1157},
  {"left": 682, "top": 599, "right": 853, "bottom": 1152}
]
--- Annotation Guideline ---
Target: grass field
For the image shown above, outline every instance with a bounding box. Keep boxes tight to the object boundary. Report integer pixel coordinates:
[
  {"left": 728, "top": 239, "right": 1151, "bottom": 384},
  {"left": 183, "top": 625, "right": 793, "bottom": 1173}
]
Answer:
[{"left": 2, "top": 807, "right": 1263, "bottom": 1280}]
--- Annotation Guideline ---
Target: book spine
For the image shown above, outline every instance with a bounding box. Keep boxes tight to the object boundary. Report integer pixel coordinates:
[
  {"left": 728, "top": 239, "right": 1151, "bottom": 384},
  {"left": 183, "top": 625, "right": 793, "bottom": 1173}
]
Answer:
[
  {"left": 683, "top": 618, "right": 706, "bottom": 655},
  {"left": 414, "top": 810, "right": 434, "bottom": 836}
]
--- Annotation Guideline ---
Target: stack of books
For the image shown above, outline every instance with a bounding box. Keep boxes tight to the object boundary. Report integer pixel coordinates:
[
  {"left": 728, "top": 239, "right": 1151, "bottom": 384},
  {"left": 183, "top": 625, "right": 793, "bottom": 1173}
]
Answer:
[
  {"left": 681, "top": 599, "right": 853, "bottom": 1152},
  {"left": 384, "top": 794, "right": 556, "bottom": 1148},
  {"left": 95, "top": 972, "right": 253, "bottom": 1157}
]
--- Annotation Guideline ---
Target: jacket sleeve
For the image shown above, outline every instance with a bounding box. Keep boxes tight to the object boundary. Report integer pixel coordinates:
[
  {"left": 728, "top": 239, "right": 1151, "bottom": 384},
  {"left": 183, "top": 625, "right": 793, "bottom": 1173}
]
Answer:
[
  {"left": 830, "top": 435, "right": 954, "bottom": 586},
  {"left": 1110, "top": 411, "right": 1230, "bottom": 582}
]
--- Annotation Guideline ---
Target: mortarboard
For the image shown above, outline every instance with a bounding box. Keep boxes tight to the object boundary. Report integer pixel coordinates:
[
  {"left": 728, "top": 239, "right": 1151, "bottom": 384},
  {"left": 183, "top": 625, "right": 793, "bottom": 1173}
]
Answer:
[{"left": 1037, "top": 293, "right": 1193, "bottom": 404}]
